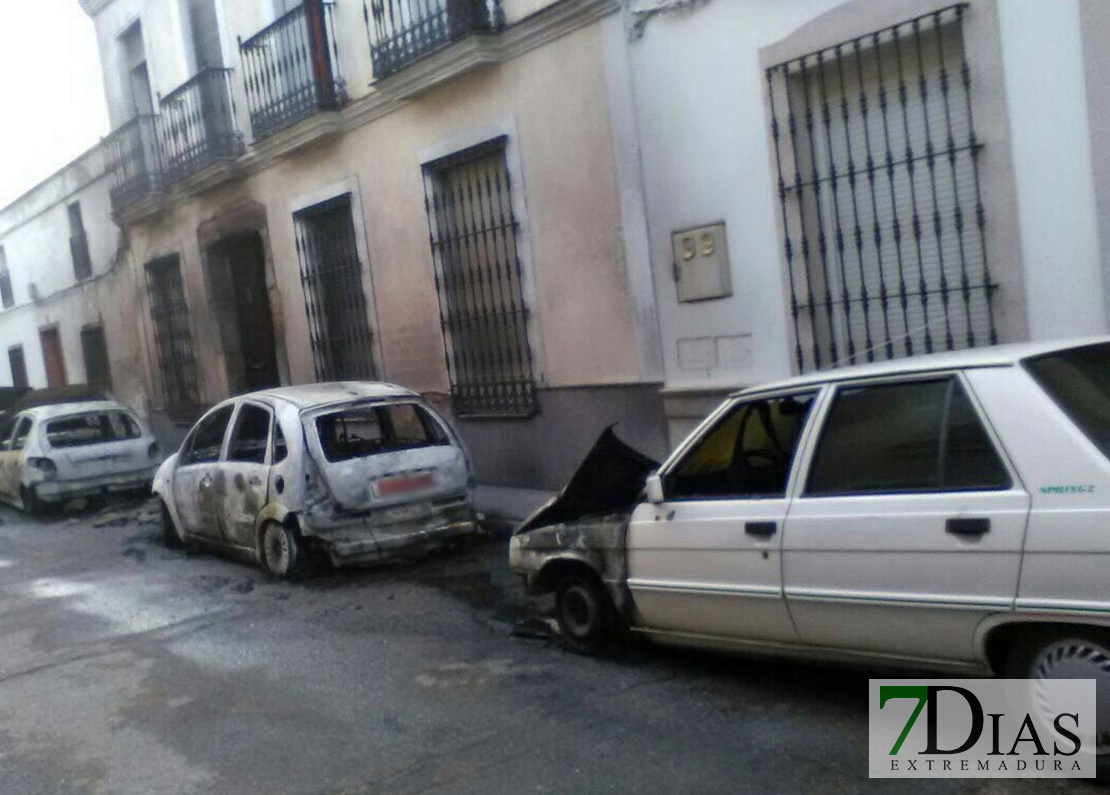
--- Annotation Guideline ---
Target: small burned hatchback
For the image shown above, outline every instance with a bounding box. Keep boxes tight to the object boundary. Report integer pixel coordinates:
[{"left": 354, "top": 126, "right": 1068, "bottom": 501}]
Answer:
[
  {"left": 153, "top": 383, "right": 477, "bottom": 577},
  {"left": 0, "top": 400, "right": 161, "bottom": 514}
]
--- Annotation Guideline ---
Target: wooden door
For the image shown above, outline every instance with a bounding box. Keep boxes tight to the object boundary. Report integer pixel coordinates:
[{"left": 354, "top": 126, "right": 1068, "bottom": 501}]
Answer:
[{"left": 40, "top": 328, "right": 67, "bottom": 388}]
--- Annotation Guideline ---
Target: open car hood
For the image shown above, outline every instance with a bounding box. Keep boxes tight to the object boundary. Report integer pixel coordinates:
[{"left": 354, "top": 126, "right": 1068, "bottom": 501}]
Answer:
[{"left": 515, "top": 426, "right": 658, "bottom": 534}]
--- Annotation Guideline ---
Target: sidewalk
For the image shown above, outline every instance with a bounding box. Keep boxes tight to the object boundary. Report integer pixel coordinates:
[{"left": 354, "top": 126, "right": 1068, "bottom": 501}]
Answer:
[{"left": 473, "top": 484, "right": 555, "bottom": 535}]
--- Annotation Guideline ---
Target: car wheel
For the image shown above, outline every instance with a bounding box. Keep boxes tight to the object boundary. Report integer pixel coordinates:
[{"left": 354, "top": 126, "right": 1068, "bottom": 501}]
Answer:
[
  {"left": 1008, "top": 633, "right": 1110, "bottom": 761},
  {"left": 20, "top": 486, "right": 50, "bottom": 518},
  {"left": 160, "top": 500, "right": 187, "bottom": 549},
  {"left": 261, "top": 522, "right": 300, "bottom": 579},
  {"left": 554, "top": 572, "right": 617, "bottom": 654}
]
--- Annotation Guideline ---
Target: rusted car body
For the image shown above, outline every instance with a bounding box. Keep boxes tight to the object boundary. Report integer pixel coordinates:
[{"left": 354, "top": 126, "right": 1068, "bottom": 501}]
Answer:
[
  {"left": 153, "top": 383, "right": 478, "bottom": 577},
  {"left": 0, "top": 400, "right": 161, "bottom": 514}
]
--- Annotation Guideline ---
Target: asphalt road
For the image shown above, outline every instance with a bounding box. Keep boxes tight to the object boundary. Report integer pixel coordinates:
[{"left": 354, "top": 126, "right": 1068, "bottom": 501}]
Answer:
[{"left": 0, "top": 498, "right": 1103, "bottom": 795}]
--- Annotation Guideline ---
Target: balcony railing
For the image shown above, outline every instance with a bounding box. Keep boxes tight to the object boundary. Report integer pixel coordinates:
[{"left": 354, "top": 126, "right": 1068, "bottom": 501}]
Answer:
[
  {"left": 158, "top": 68, "right": 243, "bottom": 182},
  {"left": 239, "top": 0, "right": 346, "bottom": 141},
  {"left": 367, "top": 0, "right": 504, "bottom": 79},
  {"left": 104, "top": 115, "right": 163, "bottom": 215}
]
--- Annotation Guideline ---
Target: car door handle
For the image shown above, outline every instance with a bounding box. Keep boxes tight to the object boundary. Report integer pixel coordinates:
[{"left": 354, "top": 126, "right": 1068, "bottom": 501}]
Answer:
[
  {"left": 946, "top": 517, "right": 990, "bottom": 536},
  {"left": 745, "top": 521, "right": 777, "bottom": 537},
  {"left": 199, "top": 475, "right": 212, "bottom": 490},
  {"left": 249, "top": 476, "right": 261, "bottom": 487}
]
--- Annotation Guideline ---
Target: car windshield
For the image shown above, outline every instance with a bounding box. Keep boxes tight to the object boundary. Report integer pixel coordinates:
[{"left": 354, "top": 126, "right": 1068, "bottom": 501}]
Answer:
[
  {"left": 45, "top": 411, "right": 142, "bottom": 448},
  {"left": 1024, "top": 342, "right": 1110, "bottom": 459},
  {"left": 314, "top": 402, "right": 448, "bottom": 463}
]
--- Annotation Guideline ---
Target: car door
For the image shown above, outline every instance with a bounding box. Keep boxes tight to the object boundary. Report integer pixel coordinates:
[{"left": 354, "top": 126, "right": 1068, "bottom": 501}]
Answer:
[
  {"left": 0, "top": 416, "right": 32, "bottom": 500},
  {"left": 782, "top": 373, "right": 1030, "bottom": 662},
  {"left": 625, "top": 390, "right": 819, "bottom": 643},
  {"left": 215, "top": 401, "right": 272, "bottom": 549},
  {"left": 172, "top": 403, "right": 235, "bottom": 541}
]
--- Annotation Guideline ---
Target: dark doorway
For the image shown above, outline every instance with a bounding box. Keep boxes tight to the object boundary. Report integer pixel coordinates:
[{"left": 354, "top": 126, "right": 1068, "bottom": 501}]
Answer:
[
  {"left": 207, "top": 232, "right": 280, "bottom": 393},
  {"left": 39, "top": 328, "right": 67, "bottom": 388}
]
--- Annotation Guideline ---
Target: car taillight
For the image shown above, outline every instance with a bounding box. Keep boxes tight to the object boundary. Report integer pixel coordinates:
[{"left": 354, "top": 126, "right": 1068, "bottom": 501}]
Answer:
[
  {"left": 27, "top": 457, "right": 57, "bottom": 477},
  {"left": 148, "top": 442, "right": 162, "bottom": 460}
]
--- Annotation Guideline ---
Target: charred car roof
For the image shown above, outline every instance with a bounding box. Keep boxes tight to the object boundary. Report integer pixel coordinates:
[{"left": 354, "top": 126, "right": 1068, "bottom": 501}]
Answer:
[{"left": 248, "top": 382, "right": 421, "bottom": 409}]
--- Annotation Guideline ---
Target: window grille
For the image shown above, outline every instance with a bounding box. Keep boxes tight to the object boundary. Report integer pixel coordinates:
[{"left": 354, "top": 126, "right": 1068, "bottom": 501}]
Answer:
[
  {"left": 145, "top": 255, "right": 199, "bottom": 414},
  {"left": 766, "top": 4, "right": 996, "bottom": 373},
  {"left": 81, "top": 325, "right": 113, "bottom": 391},
  {"left": 68, "top": 202, "right": 93, "bottom": 281},
  {"left": 293, "top": 195, "right": 376, "bottom": 381},
  {"left": 422, "top": 136, "right": 537, "bottom": 417},
  {"left": 8, "top": 346, "right": 27, "bottom": 389}
]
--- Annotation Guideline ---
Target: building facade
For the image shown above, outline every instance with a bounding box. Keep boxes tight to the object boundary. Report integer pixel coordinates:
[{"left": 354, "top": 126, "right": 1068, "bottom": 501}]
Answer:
[
  {"left": 621, "top": 0, "right": 1110, "bottom": 444},
  {"left": 0, "top": 145, "right": 147, "bottom": 408},
  {"left": 77, "top": 0, "right": 669, "bottom": 488},
  {"left": 4, "top": 0, "right": 1106, "bottom": 488}
]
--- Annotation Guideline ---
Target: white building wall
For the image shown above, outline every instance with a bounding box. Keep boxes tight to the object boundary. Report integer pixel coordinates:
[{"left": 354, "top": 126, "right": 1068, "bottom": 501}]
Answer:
[
  {"left": 0, "top": 145, "right": 122, "bottom": 389},
  {"left": 622, "top": 0, "right": 842, "bottom": 398},
  {"left": 621, "top": 0, "right": 1108, "bottom": 444},
  {"left": 997, "top": 0, "right": 1105, "bottom": 339}
]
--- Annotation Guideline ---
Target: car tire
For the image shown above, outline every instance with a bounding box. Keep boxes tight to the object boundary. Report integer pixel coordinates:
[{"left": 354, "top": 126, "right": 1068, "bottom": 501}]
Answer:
[
  {"left": 554, "top": 572, "right": 618, "bottom": 654},
  {"left": 260, "top": 522, "right": 300, "bottom": 579},
  {"left": 1006, "top": 631, "right": 1110, "bottom": 765},
  {"left": 160, "top": 500, "right": 187, "bottom": 549},
  {"left": 20, "top": 486, "right": 51, "bottom": 518}
]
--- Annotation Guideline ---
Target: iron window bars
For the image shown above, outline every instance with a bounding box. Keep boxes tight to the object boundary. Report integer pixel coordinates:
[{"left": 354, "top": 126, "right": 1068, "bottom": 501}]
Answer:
[
  {"left": 364, "top": 0, "right": 505, "bottom": 79},
  {"left": 158, "top": 68, "right": 243, "bottom": 182},
  {"left": 766, "top": 3, "right": 997, "bottom": 374},
  {"left": 293, "top": 195, "right": 377, "bottom": 382},
  {"left": 8, "top": 346, "right": 27, "bottom": 389},
  {"left": 240, "top": 0, "right": 346, "bottom": 141},
  {"left": 422, "top": 136, "right": 537, "bottom": 418},
  {"left": 145, "top": 255, "right": 200, "bottom": 416}
]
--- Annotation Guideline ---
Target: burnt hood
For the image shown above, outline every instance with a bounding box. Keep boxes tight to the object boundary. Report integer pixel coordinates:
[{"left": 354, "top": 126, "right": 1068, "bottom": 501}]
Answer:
[{"left": 515, "top": 426, "right": 659, "bottom": 534}]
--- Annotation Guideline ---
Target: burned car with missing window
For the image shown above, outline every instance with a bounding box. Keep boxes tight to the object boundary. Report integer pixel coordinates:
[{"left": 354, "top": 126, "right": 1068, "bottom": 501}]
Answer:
[
  {"left": 0, "top": 400, "right": 161, "bottom": 514},
  {"left": 512, "top": 339, "right": 1110, "bottom": 753},
  {"left": 153, "top": 383, "right": 478, "bottom": 577}
]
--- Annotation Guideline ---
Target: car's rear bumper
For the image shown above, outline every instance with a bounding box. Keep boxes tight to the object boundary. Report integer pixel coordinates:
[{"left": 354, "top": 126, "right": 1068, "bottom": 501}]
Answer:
[
  {"left": 302, "top": 497, "right": 481, "bottom": 566},
  {"left": 34, "top": 467, "right": 158, "bottom": 501}
]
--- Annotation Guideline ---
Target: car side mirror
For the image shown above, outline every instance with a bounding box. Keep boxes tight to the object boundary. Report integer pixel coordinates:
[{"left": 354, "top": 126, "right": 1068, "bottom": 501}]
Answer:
[
  {"left": 645, "top": 473, "right": 665, "bottom": 505},
  {"left": 0, "top": 440, "right": 9, "bottom": 451}
]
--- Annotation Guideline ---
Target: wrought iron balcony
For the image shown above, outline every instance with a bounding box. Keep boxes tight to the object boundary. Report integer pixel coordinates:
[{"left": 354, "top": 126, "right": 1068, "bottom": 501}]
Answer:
[
  {"left": 366, "top": 0, "right": 504, "bottom": 79},
  {"left": 158, "top": 68, "right": 243, "bottom": 182},
  {"left": 239, "top": 0, "right": 346, "bottom": 141},
  {"left": 104, "top": 115, "right": 164, "bottom": 216}
]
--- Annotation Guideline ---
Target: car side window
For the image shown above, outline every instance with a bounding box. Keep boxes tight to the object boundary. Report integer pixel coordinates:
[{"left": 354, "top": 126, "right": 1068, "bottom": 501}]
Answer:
[
  {"left": 805, "top": 377, "right": 1010, "bottom": 496},
  {"left": 272, "top": 421, "right": 288, "bottom": 464},
  {"left": 664, "top": 393, "right": 817, "bottom": 500},
  {"left": 181, "top": 406, "right": 234, "bottom": 466},
  {"left": 10, "top": 417, "right": 32, "bottom": 452},
  {"left": 227, "top": 404, "right": 272, "bottom": 464}
]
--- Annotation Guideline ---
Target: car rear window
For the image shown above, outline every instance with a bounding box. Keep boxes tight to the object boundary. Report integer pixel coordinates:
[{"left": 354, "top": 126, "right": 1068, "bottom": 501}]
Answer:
[
  {"left": 45, "top": 412, "right": 141, "bottom": 448},
  {"left": 314, "top": 403, "right": 448, "bottom": 462},
  {"left": 1025, "top": 342, "right": 1110, "bottom": 459}
]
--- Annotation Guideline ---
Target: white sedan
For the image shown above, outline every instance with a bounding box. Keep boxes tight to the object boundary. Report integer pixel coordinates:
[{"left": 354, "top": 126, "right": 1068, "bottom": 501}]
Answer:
[
  {"left": 153, "top": 382, "right": 478, "bottom": 577},
  {"left": 512, "top": 338, "right": 1110, "bottom": 754},
  {"left": 0, "top": 400, "right": 161, "bottom": 514}
]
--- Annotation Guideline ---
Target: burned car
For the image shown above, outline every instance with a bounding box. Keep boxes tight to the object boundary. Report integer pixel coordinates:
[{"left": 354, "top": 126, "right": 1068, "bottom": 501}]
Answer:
[
  {"left": 153, "top": 382, "right": 478, "bottom": 577},
  {"left": 512, "top": 339, "right": 1110, "bottom": 755},
  {"left": 0, "top": 400, "right": 161, "bottom": 514}
]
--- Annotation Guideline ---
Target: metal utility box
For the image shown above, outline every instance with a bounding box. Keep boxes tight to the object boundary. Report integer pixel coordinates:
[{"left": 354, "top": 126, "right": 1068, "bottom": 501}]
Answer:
[{"left": 672, "top": 222, "right": 731, "bottom": 302}]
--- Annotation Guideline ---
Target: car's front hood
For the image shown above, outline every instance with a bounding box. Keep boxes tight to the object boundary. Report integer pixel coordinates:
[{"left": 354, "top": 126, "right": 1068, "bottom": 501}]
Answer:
[{"left": 515, "top": 426, "right": 658, "bottom": 535}]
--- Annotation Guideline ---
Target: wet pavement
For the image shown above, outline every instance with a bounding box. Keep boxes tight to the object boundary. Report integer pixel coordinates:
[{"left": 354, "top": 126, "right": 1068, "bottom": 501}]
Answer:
[{"left": 0, "top": 498, "right": 1103, "bottom": 794}]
